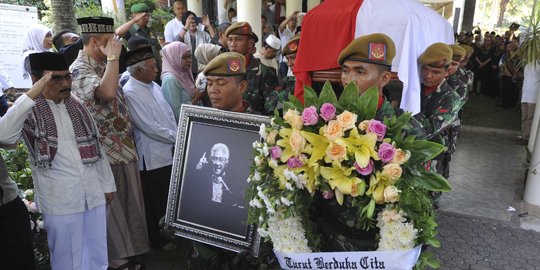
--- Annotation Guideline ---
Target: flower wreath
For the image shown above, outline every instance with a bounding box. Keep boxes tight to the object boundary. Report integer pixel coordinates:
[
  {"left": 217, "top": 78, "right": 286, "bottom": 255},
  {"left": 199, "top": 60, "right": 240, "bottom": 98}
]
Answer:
[{"left": 246, "top": 83, "right": 451, "bottom": 269}]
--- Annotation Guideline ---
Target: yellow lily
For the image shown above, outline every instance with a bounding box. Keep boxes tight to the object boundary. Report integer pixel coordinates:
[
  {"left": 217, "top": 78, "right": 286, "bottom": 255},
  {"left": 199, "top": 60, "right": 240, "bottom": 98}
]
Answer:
[
  {"left": 320, "top": 165, "right": 363, "bottom": 205},
  {"left": 366, "top": 172, "right": 388, "bottom": 204},
  {"left": 301, "top": 130, "right": 329, "bottom": 167},
  {"left": 341, "top": 129, "right": 379, "bottom": 168}
]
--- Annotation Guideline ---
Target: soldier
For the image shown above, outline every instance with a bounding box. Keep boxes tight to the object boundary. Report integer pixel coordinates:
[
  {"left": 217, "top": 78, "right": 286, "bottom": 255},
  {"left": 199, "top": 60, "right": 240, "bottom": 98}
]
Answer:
[
  {"left": 116, "top": 3, "right": 162, "bottom": 83},
  {"left": 442, "top": 44, "right": 468, "bottom": 182},
  {"left": 265, "top": 36, "right": 300, "bottom": 112},
  {"left": 458, "top": 45, "right": 475, "bottom": 95},
  {"left": 414, "top": 43, "right": 461, "bottom": 188},
  {"left": 311, "top": 33, "right": 426, "bottom": 252},
  {"left": 188, "top": 52, "right": 277, "bottom": 269},
  {"left": 225, "top": 22, "right": 278, "bottom": 115}
]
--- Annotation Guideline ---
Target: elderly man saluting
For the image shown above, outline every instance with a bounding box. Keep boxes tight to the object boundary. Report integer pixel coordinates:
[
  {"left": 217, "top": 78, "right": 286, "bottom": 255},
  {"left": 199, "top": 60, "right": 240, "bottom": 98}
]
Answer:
[{"left": 0, "top": 52, "right": 116, "bottom": 270}]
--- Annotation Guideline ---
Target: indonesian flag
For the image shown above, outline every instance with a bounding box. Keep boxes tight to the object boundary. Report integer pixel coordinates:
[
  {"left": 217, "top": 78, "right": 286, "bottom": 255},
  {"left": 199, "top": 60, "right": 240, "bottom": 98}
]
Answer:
[{"left": 293, "top": 0, "right": 453, "bottom": 114}]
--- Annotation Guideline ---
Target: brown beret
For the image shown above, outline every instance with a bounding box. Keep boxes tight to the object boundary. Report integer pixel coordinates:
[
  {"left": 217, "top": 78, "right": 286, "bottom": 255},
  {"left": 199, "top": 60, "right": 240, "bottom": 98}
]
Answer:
[
  {"left": 449, "top": 44, "right": 466, "bottom": 61},
  {"left": 203, "top": 52, "right": 246, "bottom": 77},
  {"left": 460, "top": 44, "right": 474, "bottom": 55},
  {"left": 282, "top": 36, "right": 300, "bottom": 57},
  {"left": 337, "top": 33, "right": 396, "bottom": 66},
  {"left": 225, "top": 22, "right": 253, "bottom": 38},
  {"left": 419, "top": 42, "right": 453, "bottom": 68}
]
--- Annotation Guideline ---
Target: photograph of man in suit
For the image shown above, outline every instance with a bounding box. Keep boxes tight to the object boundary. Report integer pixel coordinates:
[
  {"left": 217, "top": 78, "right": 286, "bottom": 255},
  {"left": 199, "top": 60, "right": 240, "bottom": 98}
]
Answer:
[{"left": 196, "top": 143, "right": 243, "bottom": 207}]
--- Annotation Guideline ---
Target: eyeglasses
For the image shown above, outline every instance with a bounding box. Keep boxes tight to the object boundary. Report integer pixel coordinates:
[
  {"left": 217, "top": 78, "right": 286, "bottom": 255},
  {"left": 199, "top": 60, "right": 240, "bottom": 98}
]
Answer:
[
  {"left": 51, "top": 74, "right": 72, "bottom": 82},
  {"left": 210, "top": 156, "right": 228, "bottom": 162}
]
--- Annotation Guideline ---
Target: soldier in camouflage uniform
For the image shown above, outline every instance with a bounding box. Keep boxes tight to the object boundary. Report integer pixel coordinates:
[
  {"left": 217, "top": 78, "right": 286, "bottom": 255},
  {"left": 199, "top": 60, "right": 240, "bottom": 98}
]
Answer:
[
  {"left": 441, "top": 45, "right": 468, "bottom": 181},
  {"left": 188, "top": 52, "right": 277, "bottom": 269},
  {"left": 225, "top": 22, "right": 278, "bottom": 115},
  {"left": 265, "top": 36, "right": 300, "bottom": 112},
  {"left": 414, "top": 43, "right": 461, "bottom": 187}
]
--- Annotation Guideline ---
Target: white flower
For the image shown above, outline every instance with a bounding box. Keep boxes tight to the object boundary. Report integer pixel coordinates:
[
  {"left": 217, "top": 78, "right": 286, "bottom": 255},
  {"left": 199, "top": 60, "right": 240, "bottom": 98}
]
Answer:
[
  {"left": 23, "top": 189, "right": 34, "bottom": 197},
  {"left": 280, "top": 197, "right": 293, "bottom": 206},
  {"left": 285, "top": 182, "right": 294, "bottom": 191},
  {"left": 258, "top": 227, "right": 269, "bottom": 238},
  {"left": 283, "top": 168, "right": 294, "bottom": 180},
  {"left": 377, "top": 205, "right": 417, "bottom": 251},
  {"left": 269, "top": 159, "right": 278, "bottom": 167},
  {"left": 259, "top": 144, "right": 269, "bottom": 156},
  {"left": 254, "top": 156, "right": 263, "bottom": 166},
  {"left": 267, "top": 216, "right": 312, "bottom": 253},
  {"left": 249, "top": 199, "right": 263, "bottom": 208},
  {"left": 252, "top": 141, "right": 259, "bottom": 148},
  {"left": 253, "top": 171, "right": 261, "bottom": 182},
  {"left": 37, "top": 220, "right": 44, "bottom": 230},
  {"left": 259, "top": 124, "right": 268, "bottom": 139}
]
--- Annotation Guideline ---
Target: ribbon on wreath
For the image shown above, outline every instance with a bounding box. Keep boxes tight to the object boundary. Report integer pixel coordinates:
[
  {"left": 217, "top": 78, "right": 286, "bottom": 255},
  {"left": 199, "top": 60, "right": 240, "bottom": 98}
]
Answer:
[{"left": 274, "top": 245, "right": 422, "bottom": 270}]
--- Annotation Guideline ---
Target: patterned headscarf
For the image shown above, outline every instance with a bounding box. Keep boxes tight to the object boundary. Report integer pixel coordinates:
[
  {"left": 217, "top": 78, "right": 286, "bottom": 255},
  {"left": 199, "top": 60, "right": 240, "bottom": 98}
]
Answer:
[
  {"left": 194, "top": 44, "right": 222, "bottom": 72},
  {"left": 161, "top": 41, "right": 197, "bottom": 97}
]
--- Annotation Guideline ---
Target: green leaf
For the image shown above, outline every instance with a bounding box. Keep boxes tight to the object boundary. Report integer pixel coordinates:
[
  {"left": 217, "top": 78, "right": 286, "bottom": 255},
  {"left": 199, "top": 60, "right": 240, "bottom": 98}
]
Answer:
[
  {"left": 408, "top": 171, "right": 452, "bottom": 192},
  {"left": 410, "top": 140, "right": 446, "bottom": 163},
  {"left": 427, "top": 238, "right": 441, "bottom": 248},
  {"left": 303, "top": 85, "right": 318, "bottom": 108},
  {"left": 366, "top": 199, "right": 376, "bottom": 218},
  {"left": 355, "top": 86, "right": 379, "bottom": 120},
  {"left": 339, "top": 82, "right": 360, "bottom": 111},
  {"left": 318, "top": 81, "right": 338, "bottom": 106}
]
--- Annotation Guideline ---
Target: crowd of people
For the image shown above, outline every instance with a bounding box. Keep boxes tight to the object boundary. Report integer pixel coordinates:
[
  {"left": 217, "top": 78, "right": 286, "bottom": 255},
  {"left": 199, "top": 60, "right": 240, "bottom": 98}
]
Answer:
[{"left": 0, "top": 0, "right": 525, "bottom": 269}]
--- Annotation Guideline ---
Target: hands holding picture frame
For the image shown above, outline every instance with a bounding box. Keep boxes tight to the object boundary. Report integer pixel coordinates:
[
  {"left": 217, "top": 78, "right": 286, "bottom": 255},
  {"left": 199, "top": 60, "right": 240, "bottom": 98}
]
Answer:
[{"left": 165, "top": 105, "right": 270, "bottom": 255}]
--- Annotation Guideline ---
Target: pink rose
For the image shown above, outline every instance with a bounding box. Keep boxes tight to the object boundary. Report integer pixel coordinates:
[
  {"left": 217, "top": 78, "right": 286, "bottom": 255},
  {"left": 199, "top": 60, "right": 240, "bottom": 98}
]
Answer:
[
  {"left": 322, "top": 190, "right": 335, "bottom": 199},
  {"left": 355, "top": 160, "right": 374, "bottom": 176},
  {"left": 270, "top": 146, "right": 282, "bottom": 159},
  {"left": 319, "top": 103, "right": 336, "bottom": 122},
  {"left": 378, "top": 142, "right": 396, "bottom": 163},
  {"left": 367, "top": 120, "right": 387, "bottom": 141},
  {"left": 302, "top": 106, "right": 319, "bottom": 126},
  {"left": 287, "top": 156, "right": 304, "bottom": 168}
]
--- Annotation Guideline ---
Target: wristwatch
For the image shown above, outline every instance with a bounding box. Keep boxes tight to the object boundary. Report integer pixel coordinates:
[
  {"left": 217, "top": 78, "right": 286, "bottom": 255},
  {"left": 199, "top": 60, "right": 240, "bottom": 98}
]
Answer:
[{"left": 107, "top": 54, "right": 117, "bottom": 61}]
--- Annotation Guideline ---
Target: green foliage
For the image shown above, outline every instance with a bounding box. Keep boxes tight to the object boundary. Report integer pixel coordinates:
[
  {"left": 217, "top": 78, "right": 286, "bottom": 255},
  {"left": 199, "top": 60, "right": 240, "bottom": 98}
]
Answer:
[
  {"left": 518, "top": 6, "right": 540, "bottom": 68},
  {"left": 1, "top": 144, "right": 32, "bottom": 190},
  {"left": 317, "top": 81, "right": 338, "bottom": 106}
]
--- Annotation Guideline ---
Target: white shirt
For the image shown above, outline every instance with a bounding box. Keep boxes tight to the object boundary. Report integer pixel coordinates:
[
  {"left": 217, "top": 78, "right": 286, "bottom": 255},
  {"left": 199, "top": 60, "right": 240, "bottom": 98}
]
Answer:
[
  {"left": 164, "top": 18, "right": 205, "bottom": 43},
  {"left": 123, "top": 77, "right": 178, "bottom": 171},
  {"left": 522, "top": 64, "right": 540, "bottom": 104},
  {"left": 0, "top": 94, "right": 116, "bottom": 215},
  {"left": 0, "top": 65, "right": 14, "bottom": 92}
]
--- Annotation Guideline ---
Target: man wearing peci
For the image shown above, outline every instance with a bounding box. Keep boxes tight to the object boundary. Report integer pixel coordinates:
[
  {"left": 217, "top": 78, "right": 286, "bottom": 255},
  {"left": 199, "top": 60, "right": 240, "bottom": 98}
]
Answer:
[{"left": 0, "top": 52, "right": 116, "bottom": 270}]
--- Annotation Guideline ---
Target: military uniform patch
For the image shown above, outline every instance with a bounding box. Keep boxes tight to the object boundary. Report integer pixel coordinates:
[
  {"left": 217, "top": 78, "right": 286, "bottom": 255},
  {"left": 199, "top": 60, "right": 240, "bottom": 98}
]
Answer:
[
  {"left": 368, "top": 43, "right": 386, "bottom": 62},
  {"left": 228, "top": 59, "right": 241, "bottom": 73}
]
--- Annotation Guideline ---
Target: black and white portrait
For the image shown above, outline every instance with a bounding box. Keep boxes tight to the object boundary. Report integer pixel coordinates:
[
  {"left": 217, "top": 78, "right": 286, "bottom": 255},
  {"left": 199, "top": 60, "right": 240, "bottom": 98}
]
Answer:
[{"left": 166, "top": 105, "right": 269, "bottom": 254}]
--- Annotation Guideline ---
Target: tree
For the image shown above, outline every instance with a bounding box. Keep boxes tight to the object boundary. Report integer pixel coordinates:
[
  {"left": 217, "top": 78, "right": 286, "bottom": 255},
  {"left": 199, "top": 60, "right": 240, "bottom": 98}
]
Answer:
[
  {"left": 50, "top": 0, "right": 77, "bottom": 32},
  {"left": 497, "top": 0, "right": 511, "bottom": 27}
]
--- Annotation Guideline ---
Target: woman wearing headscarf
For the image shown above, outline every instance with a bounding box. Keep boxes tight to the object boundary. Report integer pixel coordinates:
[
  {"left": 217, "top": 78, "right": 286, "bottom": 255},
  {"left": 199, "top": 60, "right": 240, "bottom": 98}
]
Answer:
[
  {"left": 21, "top": 24, "right": 53, "bottom": 79},
  {"left": 179, "top": 11, "right": 213, "bottom": 78},
  {"left": 194, "top": 44, "right": 222, "bottom": 90},
  {"left": 161, "top": 41, "right": 203, "bottom": 122}
]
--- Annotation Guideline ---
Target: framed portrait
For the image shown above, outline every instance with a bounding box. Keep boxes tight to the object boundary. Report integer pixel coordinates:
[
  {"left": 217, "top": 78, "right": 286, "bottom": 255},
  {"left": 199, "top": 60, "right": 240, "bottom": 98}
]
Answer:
[{"left": 165, "top": 105, "right": 271, "bottom": 255}]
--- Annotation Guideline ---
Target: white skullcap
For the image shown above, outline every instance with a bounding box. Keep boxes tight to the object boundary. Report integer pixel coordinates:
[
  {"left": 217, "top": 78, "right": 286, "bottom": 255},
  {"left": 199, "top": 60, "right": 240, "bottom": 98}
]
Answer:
[{"left": 265, "top": 34, "right": 281, "bottom": 50}]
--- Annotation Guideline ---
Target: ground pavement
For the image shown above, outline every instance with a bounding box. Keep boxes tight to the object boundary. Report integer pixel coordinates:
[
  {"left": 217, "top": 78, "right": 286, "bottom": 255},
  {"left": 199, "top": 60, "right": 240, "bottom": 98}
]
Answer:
[{"left": 133, "top": 95, "right": 540, "bottom": 269}]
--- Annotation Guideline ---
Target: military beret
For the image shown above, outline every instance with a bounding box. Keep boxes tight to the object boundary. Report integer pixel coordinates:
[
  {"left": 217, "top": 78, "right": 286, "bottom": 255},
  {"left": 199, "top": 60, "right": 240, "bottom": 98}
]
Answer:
[
  {"left": 131, "top": 3, "right": 149, "bottom": 13},
  {"left": 77, "top": 17, "right": 114, "bottom": 34},
  {"left": 419, "top": 42, "right": 453, "bottom": 68},
  {"left": 225, "top": 22, "right": 254, "bottom": 39},
  {"left": 282, "top": 36, "right": 300, "bottom": 57},
  {"left": 203, "top": 52, "right": 246, "bottom": 77},
  {"left": 449, "top": 44, "right": 466, "bottom": 61},
  {"left": 337, "top": 33, "right": 396, "bottom": 67},
  {"left": 460, "top": 44, "right": 474, "bottom": 55}
]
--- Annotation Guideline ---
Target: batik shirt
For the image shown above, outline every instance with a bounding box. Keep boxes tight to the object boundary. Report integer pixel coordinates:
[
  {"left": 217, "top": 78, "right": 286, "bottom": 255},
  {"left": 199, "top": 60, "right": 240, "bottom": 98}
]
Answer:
[
  {"left": 414, "top": 80, "right": 461, "bottom": 144},
  {"left": 70, "top": 51, "right": 138, "bottom": 165},
  {"left": 244, "top": 56, "right": 279, "bottom": 115}
]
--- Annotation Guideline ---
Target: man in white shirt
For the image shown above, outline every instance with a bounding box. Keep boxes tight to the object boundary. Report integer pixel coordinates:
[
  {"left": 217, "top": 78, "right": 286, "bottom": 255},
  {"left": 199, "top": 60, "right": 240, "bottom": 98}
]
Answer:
[
  {"left": 122, "top": 46, "right": 178, "bottom": 252},
  {"left": 0, "top": 52, "right": 116, "bottom": 270},
  {"left": 164, "top": 0, "right": 187, "bottom": 43},
  {"left": 254, "top": 34, "right": 281, "bottom": 71}
]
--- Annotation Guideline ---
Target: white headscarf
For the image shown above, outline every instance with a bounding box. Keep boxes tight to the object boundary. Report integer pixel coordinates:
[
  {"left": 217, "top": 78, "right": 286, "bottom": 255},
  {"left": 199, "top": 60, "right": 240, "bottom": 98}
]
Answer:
[{"left": 21, "top": 24, "right": 53, "bottom": 79}]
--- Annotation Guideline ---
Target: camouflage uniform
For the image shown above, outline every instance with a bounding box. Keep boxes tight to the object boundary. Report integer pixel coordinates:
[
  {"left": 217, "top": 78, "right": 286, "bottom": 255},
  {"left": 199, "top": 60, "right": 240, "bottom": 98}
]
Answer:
[
  {"left": 244, "top": 56, "right": 279, "bottom": 115},
  {"left": 414, "top": 80, "right": 461, "bottom": 179},
  {"left": 265, "top": 76, "right": 296, "bottom": 113}
]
